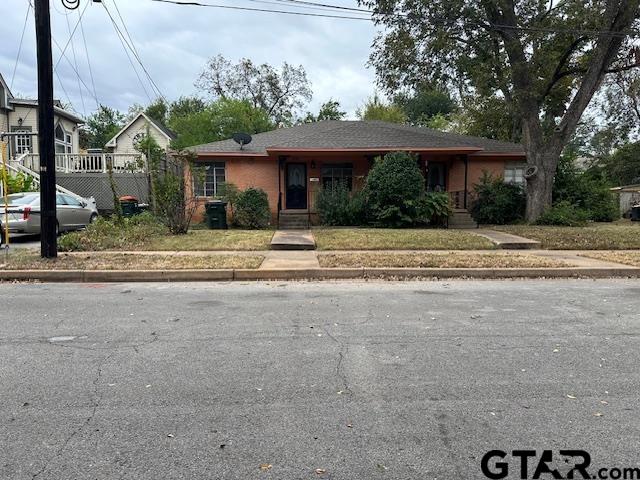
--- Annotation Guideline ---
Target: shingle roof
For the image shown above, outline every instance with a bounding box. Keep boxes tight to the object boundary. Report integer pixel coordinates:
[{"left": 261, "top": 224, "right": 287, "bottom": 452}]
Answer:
[{"left": 191, "top": 120, "right": 524, "bottom": 155}]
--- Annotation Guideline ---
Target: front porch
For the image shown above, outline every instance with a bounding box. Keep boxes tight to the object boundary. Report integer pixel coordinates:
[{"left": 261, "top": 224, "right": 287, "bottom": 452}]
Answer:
[{"left": 274, "top": 152, "right": 474, "bottom": 228}]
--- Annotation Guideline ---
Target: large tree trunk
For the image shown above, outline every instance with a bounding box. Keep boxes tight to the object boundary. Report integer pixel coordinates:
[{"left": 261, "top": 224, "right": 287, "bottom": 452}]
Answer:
[{"left": 524, "top": 151, "right": 557, "bottom": 221}]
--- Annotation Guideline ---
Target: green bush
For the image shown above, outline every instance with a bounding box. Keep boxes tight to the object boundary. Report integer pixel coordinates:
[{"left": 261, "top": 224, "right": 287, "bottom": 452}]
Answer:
[
  {"left": 58, "top": 212, "right": 167, "bottom": 251},
  {"left": 1, "top": 168, "right": 36, "bottom": 194},
  {"left": 554, "top": 156, "right": 619, "bottom": 222},
  {"left": 470, "top": 172, "right": 526, "bottom": 224},
  {"left": 315, "top": 181, "right": 367, "bottom": 226},
  {"left": 419, "top": 192, "right": 451, "bottom": 226},
  {"left": 365, "top": 152, "right": 426, "bottom": 227},
  {"left": 535, "top": 201, "right": 590, "bottom": 227},
  {"left": 233, "top": 187, "right": 271, "bottom": 229}
]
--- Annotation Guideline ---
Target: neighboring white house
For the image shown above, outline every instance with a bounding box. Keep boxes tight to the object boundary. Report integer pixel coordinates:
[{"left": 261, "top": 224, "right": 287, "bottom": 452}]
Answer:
[
  {"left": 0, "top": 72, "right": 83, "bottom": 158},
  {"left": 105, "top": 111, "right": 176, "bottom": 154}
]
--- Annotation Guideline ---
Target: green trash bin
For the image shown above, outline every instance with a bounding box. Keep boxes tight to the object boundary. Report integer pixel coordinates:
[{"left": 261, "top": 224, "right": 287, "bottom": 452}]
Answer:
[
  {"left": 119, "top": 196, "right": 140, "bottom": 218},
  {"left": 205, "top": 201, "right": 228, "bottom": 229}
]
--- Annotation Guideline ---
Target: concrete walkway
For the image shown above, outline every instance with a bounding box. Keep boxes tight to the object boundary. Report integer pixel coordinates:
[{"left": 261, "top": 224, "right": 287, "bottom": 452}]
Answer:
[
  {"left": 260, "top": 250, "right": 320, "bottom": 269},
  {"left": 270, "top": 230, "right": 316, "bottom": 250},
  {"left": 472, "top": 229, "right": 541, "bottom": 249}
]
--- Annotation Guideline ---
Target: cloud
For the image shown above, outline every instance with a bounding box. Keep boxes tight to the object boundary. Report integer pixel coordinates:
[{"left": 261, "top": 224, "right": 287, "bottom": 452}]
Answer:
[{"left": 1, "top": 0, "right": 378, "bottom": 119}]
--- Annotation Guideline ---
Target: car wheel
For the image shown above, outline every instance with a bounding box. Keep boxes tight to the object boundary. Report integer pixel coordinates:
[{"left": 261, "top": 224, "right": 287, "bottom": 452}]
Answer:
[
  {"left": 89, "top": 213, "right": 98, "bottom": 224},
  {"left": 56, "top": 222, "right": 60, "bottom": 237}
]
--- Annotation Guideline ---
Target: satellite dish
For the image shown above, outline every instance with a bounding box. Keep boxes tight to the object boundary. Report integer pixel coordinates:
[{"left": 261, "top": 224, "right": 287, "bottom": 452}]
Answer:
[{"left": 232, "top": 132, "right": 252, "bottom": 150}]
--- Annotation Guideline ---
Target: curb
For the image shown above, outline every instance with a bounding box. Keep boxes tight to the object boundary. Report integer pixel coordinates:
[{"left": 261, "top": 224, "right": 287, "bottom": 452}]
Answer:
[{"left": 1, "top": 267, "right": 639, "bottom": 282}]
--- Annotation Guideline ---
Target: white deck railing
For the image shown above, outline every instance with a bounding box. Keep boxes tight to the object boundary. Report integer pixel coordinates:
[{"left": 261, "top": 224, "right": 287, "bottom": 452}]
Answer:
[{"left": 17, "top": 153, "right": 145, "bottom": 173}]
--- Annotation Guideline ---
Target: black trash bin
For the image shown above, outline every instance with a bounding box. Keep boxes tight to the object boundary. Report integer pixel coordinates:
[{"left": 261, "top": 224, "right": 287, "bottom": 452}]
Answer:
[
  {"left": 119, "top": 196, "right": 140, "bottom": 218},
  {"left": 205, "top": 201, "right": 228, "bottom": 229},
  {"left": 631, "top": 204, "right": 640, "bottom": 222}
]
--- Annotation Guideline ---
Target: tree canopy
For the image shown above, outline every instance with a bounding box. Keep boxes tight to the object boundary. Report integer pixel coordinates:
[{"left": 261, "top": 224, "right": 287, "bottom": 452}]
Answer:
[
  {"left": 302, "top": 99, "right": 346, "bottom": 123},
  {"left": 360, "top": 0, "right": 640, "bottom": 220},
  {"left": 196, "top": 55, "right": 312, "bottom": 126},
  {"left": 82, "top": 105, "right": 125, "bottom": 150},
  {"left": 357, "top": 94, "right": 406, "bottom": 123}
]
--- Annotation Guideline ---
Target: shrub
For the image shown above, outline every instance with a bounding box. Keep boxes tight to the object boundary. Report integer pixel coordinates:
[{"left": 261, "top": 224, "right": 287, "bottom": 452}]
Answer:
[
  {"left": 233, "top": 187, "right": 271, "bottom": 229},
  {"left": 365, "top": 151, "right": 426, "bottom": 227},
  {"left": 315, "top": 181, "right": 367, "bottom": 226},
  {"left": 470, "top": 172, "right": 526, "bottom": 224},
  {"left": 536, "top": 201, "right": 590, "bottom": 227},
  {"left": 419, "top": 192, "right": 451, "bottom": 226},
  {"left": 553, "top": 157, "right": 619, "bottom": 222},
  {"left": 1, "top": 168, "right": 36, "bottom": 194},
  {"left": 58, "top": 212, "right": 167, "bottom": 251}
]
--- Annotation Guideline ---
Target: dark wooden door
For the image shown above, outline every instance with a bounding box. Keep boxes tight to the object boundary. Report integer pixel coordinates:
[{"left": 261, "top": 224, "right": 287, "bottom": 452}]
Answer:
[
  {"left": 426, "top": 162, "right": 447, "bottom": 192},
  {"left": 286, "top": 163, "right": 307, "bottom": 209}
]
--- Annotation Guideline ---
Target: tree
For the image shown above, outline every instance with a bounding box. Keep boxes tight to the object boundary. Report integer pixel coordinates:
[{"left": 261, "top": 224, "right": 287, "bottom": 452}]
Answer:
[
  {"left": 302, "top": 99, "right": 346, "bottom": 123},
  {"left": 600, "top": 66, "right": 640, "bottom": 140},
  {"left": 170, "top": 98, "right": 274, "bottom": 151},
  {"left": 357, "top": 94, "right": 406, "bottom": 123},
  {"left": 196, "top": 55, "right": 312, "bottom": 126},
  {"left": 601, "top": 141, "right": 640, "bottom": 185},
  {"left": 145, "top": 98, "right": 169, "bottom": 124},
  {"left": 394, "top": 86, "right": 456, "bottom": 125},
  {"left": 84, "top": 105, "right": 125, "bottom": 149},
  {"left": 360, "top": 0, "right": 640, "bottom": 221},
  {"left": 168, "top": 96, "right": 206, "bottom": 123}
]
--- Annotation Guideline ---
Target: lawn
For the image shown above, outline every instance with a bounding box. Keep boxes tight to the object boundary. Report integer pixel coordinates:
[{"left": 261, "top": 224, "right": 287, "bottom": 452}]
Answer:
[
  {"left": 580, "top": 251, "right": 640, "bottom": 267},
  {"left": 492, "top": 223, "right": 640, "bottom": 249},
  {"left": 318, "top": 252, "right": 566, "bottom": 268},
  {"left": 0, "top": 251, "right": 264, "bottom": 270},
  {"left": 144, "top": 230, "right": 274, "bottom": 251},
  {"left": 313, "top": 228, "right": 494, "bottom": 250}
]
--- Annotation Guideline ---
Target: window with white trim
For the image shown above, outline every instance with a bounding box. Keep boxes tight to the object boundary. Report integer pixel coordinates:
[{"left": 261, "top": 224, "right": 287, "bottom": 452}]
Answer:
[
  {"left": 193, "top": 162, "right": 226, "bottom": 197},
  {"left": 504, "top": 163, "right": 526, "bottom": 185},
  {"left": 10, "top": 126, "right": 32, "bottom": 155},
  {"left": 55, "top": 124, "right": 73, "bottom": 154}
]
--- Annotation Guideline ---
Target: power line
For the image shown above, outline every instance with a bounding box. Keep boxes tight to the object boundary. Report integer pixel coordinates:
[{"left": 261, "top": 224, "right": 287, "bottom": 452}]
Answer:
[
  {"left": 102, "top": 0, "right": 167, "bottom": 101},
  {"left": 65, "top": 9, "right": 86, "bottom": 116},
  {"left": 10, "top": 2, "right": 32, "bottom": 90},
  {"left": 270, "top": 0, "right": 371, "bottom": 14},
  {"left": 78, "top": 6, "right": 100, "bottom": 109},
  {"left": 52, "top": 0, "right": 90, "bottom": 72},
  {"left": 149, "top": 0, "right": 640, "bottom": 38},
  {"left": 149, "top": 0, "right": 372, "bottom": 21}
]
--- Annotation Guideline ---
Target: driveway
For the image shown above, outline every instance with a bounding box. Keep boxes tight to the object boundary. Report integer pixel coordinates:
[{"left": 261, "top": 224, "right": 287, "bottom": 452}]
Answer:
[{"left": 1, "top": 280, "right": 639, "bottom": 479}]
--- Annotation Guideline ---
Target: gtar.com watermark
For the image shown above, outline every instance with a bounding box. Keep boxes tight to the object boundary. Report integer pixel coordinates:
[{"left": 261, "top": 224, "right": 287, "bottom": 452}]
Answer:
[{"left": 481, "top": 450, "right": 640, "bottom": 479}]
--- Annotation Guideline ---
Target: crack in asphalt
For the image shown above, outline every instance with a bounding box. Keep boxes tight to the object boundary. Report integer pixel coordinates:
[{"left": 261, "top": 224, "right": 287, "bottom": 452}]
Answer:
[
  {"left": 31, "top": 353, "right": 112, "bottom": 479},
  {"left": 322, "top": 325, "right": 352, "bottom": 396}
]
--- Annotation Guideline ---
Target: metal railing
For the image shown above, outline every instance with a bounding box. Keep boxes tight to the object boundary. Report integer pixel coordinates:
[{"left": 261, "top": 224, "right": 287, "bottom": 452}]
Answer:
[{"left": 17, "top": 153, "right": 145, "bottom": 173}]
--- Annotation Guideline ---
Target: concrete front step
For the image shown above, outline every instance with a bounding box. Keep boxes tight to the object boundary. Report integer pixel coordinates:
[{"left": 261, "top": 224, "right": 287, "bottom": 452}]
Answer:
[
  {"left": 278, "top": 213, "right": 310, "bottom": 230},
  {"left": 448, "top": 210, "right": 478, "bottom": 229}
]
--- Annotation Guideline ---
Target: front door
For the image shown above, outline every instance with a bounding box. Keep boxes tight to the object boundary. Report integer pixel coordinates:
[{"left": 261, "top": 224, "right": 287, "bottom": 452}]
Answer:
[
  {"left": 286, "top": 163, "right": 307, "bottom": 209},
  {"left": 426, "top": 162, "right": 447, "bottom": 192}
]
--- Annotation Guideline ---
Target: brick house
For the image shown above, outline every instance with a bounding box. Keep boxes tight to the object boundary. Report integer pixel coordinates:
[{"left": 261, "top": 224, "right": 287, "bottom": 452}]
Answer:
[{"left": 187, "top": 120, "right": 526, "bottom": 227}]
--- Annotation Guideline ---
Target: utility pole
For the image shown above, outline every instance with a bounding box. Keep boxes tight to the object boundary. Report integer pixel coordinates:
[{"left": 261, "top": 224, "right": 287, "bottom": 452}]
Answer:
[{"left": 34, "top": 0, "right": 57, "bottom": 258}]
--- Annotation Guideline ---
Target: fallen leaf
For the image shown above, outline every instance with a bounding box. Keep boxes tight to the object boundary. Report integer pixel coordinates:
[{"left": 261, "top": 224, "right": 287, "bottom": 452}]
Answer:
[
  {"left": 167, "top": 434, "right": 174, "bottom": 438},
  {"left": 259, "top": 463, "right": 272, "bottom": 471},
  {"left": 315, "top": 469, "right": 326, "bottom": 475},
  {"left": 600, "top": 400, "right": 609, "bottom": 405},
  {"left": 593, "top": 412, "right": 603, "bottom": 417},
  {"left": 553, "top": 349, "right": 560, "bottom": 353},
  {"left": 567, "top": 394, "right": 577, "bottom": 399},
  {"left": 346, "top": 423, "right": 353, "bottom": 428}
]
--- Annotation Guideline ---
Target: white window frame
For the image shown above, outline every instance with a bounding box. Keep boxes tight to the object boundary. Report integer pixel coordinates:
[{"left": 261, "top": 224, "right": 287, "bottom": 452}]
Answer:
[
  {"left": 55, "top": 124, "right": 73, "bottom": 154},
  {"left": 504, "top": 163, "right": 526, "bottom": 185},
  {"left": 11, "top": 126, "right": 32, "bottom": 155},
  {"left": 193, "top": 162, "right": 226, "bottom": 197}
]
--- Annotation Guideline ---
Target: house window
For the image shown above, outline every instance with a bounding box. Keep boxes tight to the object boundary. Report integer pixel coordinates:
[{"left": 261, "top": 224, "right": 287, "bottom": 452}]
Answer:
[
  {"left": 321, "top": 163, "right": 353, "bottom": 190},
  {"left": 504, "top": 163, "right": 526, "bottom": 185},
  {"left": 193, "top": 162, "right": 226, "bottom": 197},
  {"left": 10, "top": 126, "right": 32, "bottom": 155},
  {"left": 55, "top": 124, "right": 73, "bottom": 154}
]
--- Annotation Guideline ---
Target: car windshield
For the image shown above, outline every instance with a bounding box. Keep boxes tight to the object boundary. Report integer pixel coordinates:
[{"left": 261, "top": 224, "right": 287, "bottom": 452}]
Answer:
[{"left": 5, "top": 193, "right": 39, "bottom": 206}]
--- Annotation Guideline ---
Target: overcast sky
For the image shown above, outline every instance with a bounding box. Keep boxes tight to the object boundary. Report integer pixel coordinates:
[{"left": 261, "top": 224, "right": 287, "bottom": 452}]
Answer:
[{"left": 1, "top": 0, "right": 379, "bottom": 120}]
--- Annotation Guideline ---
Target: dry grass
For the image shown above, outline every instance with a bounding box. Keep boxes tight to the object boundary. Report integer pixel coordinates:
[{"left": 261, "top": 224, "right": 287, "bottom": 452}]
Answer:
[
  {"left": 144, "top": 230, "right": 274, "bottom": 251},
  {"left": 0, "top": 251, "right": 264, "bottom": 270},
  {"left": 318, "top": 252, "right": 566, "bottom": 268},
  {"left": 492, "top": 223, "right": 640, "bottom": 250},
  {"left": 580, "top": 251, "right": 640, "bottom": 267},
  {"left": 313, "top": 228, "right": 494, "bottom": 251}
]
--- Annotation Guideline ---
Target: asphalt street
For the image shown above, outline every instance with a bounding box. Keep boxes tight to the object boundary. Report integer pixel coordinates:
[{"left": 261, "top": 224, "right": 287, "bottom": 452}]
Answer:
[{"left": 1, "top": 280, "right": 639, "bottom": 479}]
